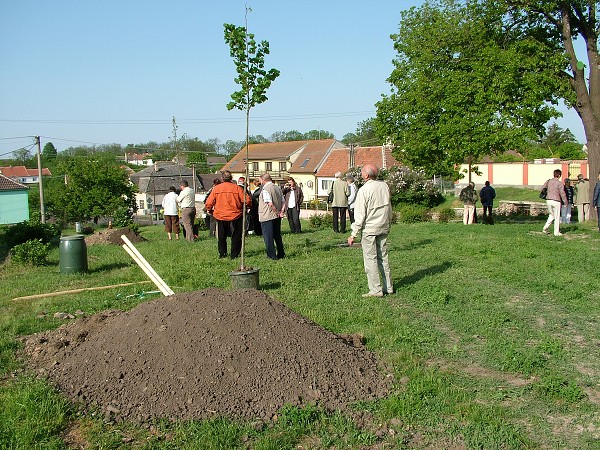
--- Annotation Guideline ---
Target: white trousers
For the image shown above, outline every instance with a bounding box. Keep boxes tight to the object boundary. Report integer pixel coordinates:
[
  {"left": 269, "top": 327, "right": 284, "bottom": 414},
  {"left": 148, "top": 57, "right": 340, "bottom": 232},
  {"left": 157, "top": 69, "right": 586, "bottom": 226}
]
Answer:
[
  {"left": 544, "top": 200, "right": 561, "bottom": 235},
  {"left": 463, "top": 204, "right": 475, "bottom": 224},
  {"left": 577, "top": 203, "right": 590, "bottom": 222},
  {"left": 361, "top": 233, "right": 392, "bottom": 295}
]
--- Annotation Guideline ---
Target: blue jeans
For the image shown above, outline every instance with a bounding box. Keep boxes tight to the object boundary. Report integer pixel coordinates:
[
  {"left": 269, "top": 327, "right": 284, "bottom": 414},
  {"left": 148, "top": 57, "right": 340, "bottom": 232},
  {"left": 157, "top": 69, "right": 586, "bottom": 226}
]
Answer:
[{"left": 260, "top": 218, "right": 285, "bottom": 259}]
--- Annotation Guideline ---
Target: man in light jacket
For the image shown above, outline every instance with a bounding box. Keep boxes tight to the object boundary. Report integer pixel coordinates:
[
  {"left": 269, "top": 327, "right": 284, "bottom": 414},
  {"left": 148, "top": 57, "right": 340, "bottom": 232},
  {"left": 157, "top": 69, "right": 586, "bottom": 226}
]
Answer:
[
  {"left": 348, "top": 164, "right": 393, "bottom": 298},
  {"left": 330, "top": 171, "right": 349, "bottom": 233},
  {"left": 542, "top": 169, "right": 568, "bottom": 236},
  {"left": 574, "top": 174, "right": 590, "bottom": 222}
]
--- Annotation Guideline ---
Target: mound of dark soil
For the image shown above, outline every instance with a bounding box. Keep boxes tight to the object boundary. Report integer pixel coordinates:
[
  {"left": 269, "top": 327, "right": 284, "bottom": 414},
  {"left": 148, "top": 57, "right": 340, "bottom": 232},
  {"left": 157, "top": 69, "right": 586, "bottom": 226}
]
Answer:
[
  {"left": 22, "top": 288, "right": 392, "bottom": 423},
  {"left": 84, "top": 228, "right": 146, "bottom": 246}
]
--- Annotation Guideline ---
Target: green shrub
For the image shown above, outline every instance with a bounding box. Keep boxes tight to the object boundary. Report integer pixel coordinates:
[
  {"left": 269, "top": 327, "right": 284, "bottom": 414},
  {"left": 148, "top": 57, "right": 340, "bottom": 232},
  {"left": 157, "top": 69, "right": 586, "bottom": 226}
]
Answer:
[
  {"left": 437, "top": 207, "right": 456, "bottom": 223},
  {"left": 9, "top": 239, "right": 51, "bottom": 266},
  {"left": 112, "top": 207, "right": 134, "bottom": 228},
  {"left": 346, "top": 166, "right": 444, "bottom": 208},
  {"left": 308, "top": 213, "right": 333, "bottom": 229},
  {"left": 397, "top": 204, "right": 430, "bottom": 223},
  {"left": 3, "top": 218, "right": 60, "bottom": 251},
  {"left": 127, "top": 222, "right": 140, "bottom": 235}
]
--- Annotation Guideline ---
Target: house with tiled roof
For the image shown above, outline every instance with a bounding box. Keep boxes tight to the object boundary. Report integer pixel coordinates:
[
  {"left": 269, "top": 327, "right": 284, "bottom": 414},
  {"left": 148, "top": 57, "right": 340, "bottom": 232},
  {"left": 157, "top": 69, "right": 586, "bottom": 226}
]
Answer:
[
  {"left": 221, "top": 139, "right": 347, "bottom": 201},
  {"left": 123, "top": 152, "right": 154, "bottom": 167},
  {"left": 0, "top": 174, "right": 29, "bottom": 224},
  {"left": 315, "top": 145, "right": 401, "bottom": 196},
  {"left": 129, "top": 162, "right": 204, "bottom": 215},
  {"left": 0, "top": 165, "right": 52, "bottom": 185}
]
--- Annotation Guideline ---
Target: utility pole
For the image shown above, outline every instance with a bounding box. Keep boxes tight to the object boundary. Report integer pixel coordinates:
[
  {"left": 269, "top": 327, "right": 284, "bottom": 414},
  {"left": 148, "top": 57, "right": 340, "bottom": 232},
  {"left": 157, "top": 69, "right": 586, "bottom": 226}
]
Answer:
[
  {"left": 35, "top": 136, "right": 46, "bottom": 223},
  {"left": 172, "top": 116, "right": 178, "bottom": 156}
]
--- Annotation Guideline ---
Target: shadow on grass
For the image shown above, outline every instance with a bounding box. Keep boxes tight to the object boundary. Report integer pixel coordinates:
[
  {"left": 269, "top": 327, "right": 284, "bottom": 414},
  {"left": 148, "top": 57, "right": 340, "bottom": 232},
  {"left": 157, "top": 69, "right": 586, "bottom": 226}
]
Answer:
[
  {"left": 396, "top": 238, "right": 434, "bottom": 251},
  {"left": 397, "top": 261, "right": 453, "bottom": 288},
  {"left": 89, "top": 262, "right": 130, "bottom": 273}
]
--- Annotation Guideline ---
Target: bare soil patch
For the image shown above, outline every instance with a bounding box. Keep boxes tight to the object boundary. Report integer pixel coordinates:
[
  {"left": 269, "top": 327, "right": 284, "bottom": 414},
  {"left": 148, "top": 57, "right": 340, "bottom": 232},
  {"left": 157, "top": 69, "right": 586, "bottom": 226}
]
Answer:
[{"left": 22, "top": 288, "right": 391, "bottom": 423}]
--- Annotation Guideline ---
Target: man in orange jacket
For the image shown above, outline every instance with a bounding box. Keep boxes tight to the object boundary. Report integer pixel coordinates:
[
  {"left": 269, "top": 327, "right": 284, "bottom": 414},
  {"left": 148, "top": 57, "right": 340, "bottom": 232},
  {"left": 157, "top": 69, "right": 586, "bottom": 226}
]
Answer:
[{"left": 204, "top": 170, "right": 251, "bottom": 259}]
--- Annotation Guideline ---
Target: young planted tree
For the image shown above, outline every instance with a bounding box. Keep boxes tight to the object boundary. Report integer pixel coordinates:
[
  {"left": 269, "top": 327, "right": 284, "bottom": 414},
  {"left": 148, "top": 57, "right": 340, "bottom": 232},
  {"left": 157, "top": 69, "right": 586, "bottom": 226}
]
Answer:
[{"left": 224, "top": 9, "right": 280, "bottom": 270}]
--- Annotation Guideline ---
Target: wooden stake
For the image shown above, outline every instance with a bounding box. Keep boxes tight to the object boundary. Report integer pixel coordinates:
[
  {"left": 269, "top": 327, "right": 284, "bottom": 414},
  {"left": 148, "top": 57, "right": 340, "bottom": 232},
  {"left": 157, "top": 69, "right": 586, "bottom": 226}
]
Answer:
[{"left": 12, "top": 281, "right": 151, "bottom": 301}]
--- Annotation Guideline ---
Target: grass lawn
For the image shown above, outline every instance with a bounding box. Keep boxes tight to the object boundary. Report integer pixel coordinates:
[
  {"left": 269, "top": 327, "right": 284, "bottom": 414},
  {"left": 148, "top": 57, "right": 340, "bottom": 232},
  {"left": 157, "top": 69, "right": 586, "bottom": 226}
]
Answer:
[{"left": 1, "top": 216, "right": 599, "bottom": 449}]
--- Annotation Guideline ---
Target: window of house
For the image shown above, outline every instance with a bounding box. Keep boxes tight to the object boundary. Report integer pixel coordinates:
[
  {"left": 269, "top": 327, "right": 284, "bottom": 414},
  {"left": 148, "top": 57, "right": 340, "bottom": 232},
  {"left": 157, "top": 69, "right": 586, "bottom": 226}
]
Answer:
[
  {"left": 300, "top": 158, "right": 310, "bottom": 168},
  {"left": 321, "top": 180, "right": 333, "bottom": 191},
  {"left": 265, "top": 162, "right": 272, "bottom": 171},
  {"left": 252, "top": 162, "right": 259, "bottom": 171},
  {"left": 139, "top": 200, "right": 145, "bottom": 210},
  {"left": 279, "top": 162, "right": 287, "bottom": 172},
  {"left": 230, "top": 160, "right": 238, "bottom": 169}
]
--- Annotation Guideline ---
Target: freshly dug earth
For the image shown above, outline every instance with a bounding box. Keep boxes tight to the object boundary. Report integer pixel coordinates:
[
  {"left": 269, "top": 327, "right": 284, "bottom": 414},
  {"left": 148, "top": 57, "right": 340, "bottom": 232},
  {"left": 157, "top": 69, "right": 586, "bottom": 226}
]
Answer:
[
  {"left": 23, "top": 288, "right": 392, "bottom": 423},
  {"left": 84, "top": 227, "right": 146, "bottom": 246}
]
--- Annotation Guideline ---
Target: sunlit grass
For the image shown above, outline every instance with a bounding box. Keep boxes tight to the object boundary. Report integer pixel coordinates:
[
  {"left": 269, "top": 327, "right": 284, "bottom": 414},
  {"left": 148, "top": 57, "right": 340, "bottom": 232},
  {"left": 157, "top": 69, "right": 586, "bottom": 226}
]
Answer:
[{"left": 1, "top": 217, "right": 599, "bottom": 448}]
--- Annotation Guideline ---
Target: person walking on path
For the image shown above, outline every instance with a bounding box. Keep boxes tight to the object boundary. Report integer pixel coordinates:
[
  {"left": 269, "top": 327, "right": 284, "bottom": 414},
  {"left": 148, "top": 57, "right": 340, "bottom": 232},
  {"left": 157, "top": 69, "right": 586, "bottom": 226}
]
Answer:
[
  {"left": 479, "top": 181, "right": 496, "bottom": 225},
  {"left": 162, "top": 186, "right": 180, "bottom": 240},
  {"left": 575, "top": 174, "right": 591, "bottom": 222},
  {"left": 561, "top": 179, "right": 574, "bottom": 224},
  {"left": 330, "top": 171, "right": 349, "bottom": 233},
  {"left": 593, "top": 173, "right": 600, "bottom": 232},
  {"left": 177, "top": 180, "right": 196, "bottom": 242},
  {"left": 204, "top": 170, "right": 251, "bottom": 259},
  {"left": 258, "top": 173, "right": 285, "bottom": 260},
  {"left": 281, "top": 177, "right": 304, "bottom": 233},
  {"left": 347, "top": 175, "right": 358, "bottom": 224},
  {"left": 542, "top": 169, "right": 568, "bottom": 236},
  {"left": 460, "top": 182, "right": 478, "bottom": 225},
  {"left": 347, "top": 164, "right": 393, "bottom": 298}
]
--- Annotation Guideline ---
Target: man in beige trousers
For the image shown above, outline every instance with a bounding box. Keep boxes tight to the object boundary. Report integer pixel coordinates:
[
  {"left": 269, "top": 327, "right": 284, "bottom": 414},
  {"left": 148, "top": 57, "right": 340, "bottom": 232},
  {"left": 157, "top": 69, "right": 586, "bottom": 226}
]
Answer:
[{"left": 348, "top": 164, "right": 393, "bottom": 298}]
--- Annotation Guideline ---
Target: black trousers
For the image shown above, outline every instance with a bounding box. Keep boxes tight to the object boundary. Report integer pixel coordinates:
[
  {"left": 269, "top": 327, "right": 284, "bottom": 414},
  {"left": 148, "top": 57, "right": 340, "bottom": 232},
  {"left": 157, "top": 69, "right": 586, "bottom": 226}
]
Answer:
[
  {"left": 332, "top": 207, "right": 347, "bottom": 233},
  {"left": 216, "top": 216, "right": 243, "bottom": 258},
  {"left": 286, "top": 207, "right": 302, "bottom": 233}
]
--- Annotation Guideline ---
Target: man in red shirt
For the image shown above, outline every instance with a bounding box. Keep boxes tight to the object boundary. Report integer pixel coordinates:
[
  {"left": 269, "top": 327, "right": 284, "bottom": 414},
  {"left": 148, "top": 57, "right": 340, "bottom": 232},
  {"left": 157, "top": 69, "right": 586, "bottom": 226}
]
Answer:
[{"left": 204, "top": 171, "right": 251, "bottom": 258}]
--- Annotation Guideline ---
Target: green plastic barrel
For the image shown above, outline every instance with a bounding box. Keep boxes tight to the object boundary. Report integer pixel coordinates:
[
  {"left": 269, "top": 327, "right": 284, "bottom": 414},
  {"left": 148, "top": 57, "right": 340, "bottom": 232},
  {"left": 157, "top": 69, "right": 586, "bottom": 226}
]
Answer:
[{"left": 59, "top": 235, "right": 88, "bottom": 274}]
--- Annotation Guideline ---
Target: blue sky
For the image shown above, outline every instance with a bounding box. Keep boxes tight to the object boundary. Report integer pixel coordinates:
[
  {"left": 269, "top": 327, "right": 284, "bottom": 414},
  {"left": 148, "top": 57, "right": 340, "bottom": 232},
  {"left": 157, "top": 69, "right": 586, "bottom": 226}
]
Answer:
[{"left": 0, "top": 0, "right": 586, "bottom": 157}]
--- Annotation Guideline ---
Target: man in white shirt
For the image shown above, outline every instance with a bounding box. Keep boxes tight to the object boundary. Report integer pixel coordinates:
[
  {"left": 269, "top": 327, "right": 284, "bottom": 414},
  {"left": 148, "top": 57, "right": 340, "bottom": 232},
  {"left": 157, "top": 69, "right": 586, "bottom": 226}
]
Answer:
[
  {"left": 162, "top": 186, "right": 180, "bottom": 240},
  {"left": 348, "top": 164, "right": 393, "bottom": 298},
  {"left": 258, "top": 173, "right": 285, "bottom": 260},
  {"left": 177, "top": 180, "right": 196, "bottom": 242},
  {"left": 346, "top": 175, "right": 358, "bottom": 224}
]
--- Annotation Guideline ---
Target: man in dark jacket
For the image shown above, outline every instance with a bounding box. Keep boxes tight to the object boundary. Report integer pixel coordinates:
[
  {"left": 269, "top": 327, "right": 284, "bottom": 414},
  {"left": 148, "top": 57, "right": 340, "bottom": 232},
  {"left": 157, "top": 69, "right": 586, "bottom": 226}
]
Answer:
[{"left": 479, "top": 181, "right": 496, "bottom": 224}]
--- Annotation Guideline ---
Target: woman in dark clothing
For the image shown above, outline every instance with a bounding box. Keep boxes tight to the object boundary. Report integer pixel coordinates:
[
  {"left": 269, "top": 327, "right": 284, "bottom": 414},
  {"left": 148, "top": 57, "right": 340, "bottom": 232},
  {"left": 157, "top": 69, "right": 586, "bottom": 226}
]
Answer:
[
  {"left": 561, "top": 179, "right": 574, "bottom": 224},
  {"left": 593, "top": 173, "right": 600, "bottom": 232},
  {"left": 250, "top": 178, "right": 263, "bottom": 236}
]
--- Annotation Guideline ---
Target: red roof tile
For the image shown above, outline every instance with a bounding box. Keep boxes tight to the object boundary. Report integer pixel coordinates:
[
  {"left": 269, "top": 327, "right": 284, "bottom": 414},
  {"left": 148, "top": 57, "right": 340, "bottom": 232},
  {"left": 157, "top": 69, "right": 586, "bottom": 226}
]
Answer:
[
  {"left": 222, "top": 139, "right": 344, "bottom": 174},
  {"left": 316, "top": 146, "right": 401, "bottom": 177},
  {"left": 0, "top": 174, "right": 28, "bottom": 190},
  {"left": 0, "top": 166, "right": 52, "bottom": 177}
]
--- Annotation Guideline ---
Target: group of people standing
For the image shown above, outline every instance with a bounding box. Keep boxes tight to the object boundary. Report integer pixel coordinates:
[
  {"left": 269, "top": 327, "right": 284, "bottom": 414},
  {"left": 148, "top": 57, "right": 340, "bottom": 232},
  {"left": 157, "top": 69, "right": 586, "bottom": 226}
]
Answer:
[
  {"left": 202, "top": 171, "right": 310, "bottom": 261},
  {"left": 161, "top": 180, "right": 197, "bottom": 242},
  {"left": 459, "top": 180, "right": 496, "bottom": 225},
  {"left": 199, "top": 166, "right": 394, "bottom": 297},
  {"left": 542, "top": 170, "right": 600, "bottom": 235}
]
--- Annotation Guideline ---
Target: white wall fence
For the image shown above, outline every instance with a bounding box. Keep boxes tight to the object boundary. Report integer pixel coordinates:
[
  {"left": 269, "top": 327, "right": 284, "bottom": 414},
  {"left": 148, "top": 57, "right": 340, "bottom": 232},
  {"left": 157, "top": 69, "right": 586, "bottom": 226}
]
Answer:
[{"left": 456, "top": 160, "right": 589, "bottom": 188}]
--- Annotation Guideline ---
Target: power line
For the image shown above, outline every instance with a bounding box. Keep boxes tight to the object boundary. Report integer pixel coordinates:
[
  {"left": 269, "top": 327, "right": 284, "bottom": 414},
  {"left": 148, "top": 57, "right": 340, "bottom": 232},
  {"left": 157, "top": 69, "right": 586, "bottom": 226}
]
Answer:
[
  {"left": 0, "top": 111, "right": 375, "bottom": 126},
  {"left": 0, "top": 142, "right": 37, "bottom": 158}
]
